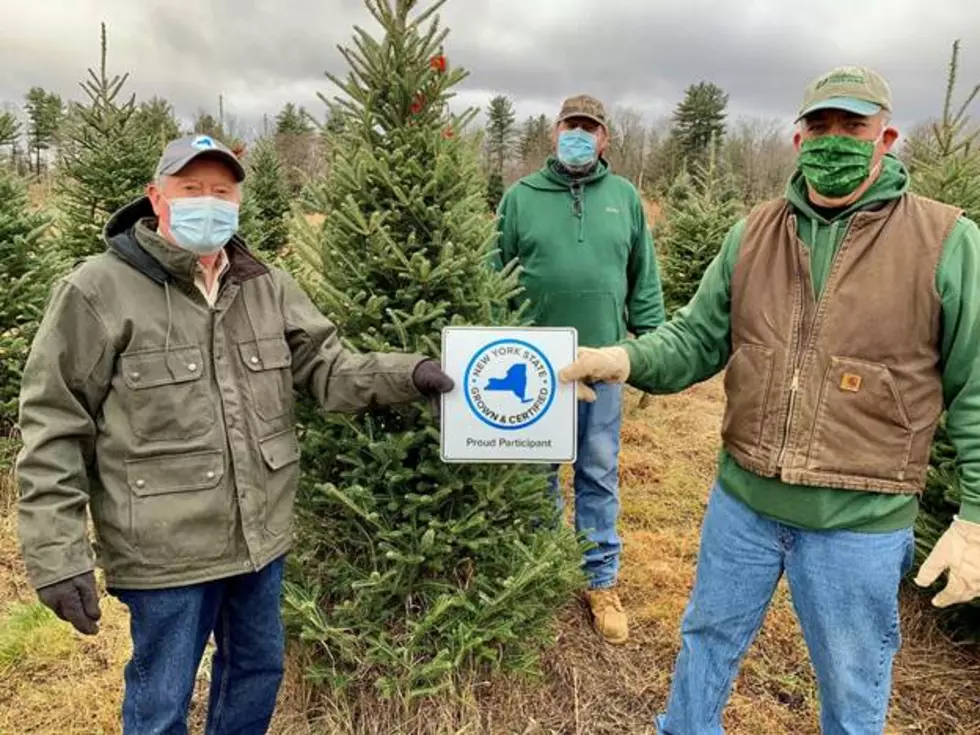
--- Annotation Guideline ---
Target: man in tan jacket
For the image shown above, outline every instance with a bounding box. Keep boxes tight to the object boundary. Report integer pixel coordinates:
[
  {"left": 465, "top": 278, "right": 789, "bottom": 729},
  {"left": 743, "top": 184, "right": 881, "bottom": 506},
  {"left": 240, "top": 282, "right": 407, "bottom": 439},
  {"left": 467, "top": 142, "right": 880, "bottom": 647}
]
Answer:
[
  {"left": 559, "top": 67, "right": 980, "bottom": 732},
  {"left": 16, "top": 134, "right": 453, "bottom": 734}
]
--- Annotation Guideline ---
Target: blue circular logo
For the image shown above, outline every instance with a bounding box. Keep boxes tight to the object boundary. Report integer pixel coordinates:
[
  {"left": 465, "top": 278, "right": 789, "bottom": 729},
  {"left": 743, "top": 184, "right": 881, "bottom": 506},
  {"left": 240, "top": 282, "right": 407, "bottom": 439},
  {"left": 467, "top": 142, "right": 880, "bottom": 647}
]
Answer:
[{"left": 463, "top": 338, "right": 556, "bottom": 431}]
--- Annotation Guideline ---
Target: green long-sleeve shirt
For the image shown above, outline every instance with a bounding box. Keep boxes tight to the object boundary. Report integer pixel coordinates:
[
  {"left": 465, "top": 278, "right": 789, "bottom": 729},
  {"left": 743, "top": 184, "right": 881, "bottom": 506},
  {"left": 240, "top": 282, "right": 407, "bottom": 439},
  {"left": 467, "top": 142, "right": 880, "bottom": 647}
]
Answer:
[{"left": 622, "top": 156, "right": 980, "bottom": 531}]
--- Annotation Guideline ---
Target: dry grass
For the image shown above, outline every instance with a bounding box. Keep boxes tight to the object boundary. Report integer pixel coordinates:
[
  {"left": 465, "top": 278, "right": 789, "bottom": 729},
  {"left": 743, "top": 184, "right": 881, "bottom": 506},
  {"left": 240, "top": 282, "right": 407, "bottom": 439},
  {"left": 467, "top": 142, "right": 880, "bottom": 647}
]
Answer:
[{"left": 2, "top": 380, "right": 979, "bottom": 734}]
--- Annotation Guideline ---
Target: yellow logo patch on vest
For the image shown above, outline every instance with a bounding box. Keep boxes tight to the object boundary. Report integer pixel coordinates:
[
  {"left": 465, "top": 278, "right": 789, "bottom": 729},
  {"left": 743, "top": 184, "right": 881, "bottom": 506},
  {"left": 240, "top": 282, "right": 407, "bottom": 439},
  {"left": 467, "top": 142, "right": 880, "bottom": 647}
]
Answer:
[{"left": 840, "top": 373, "right": 862, "bottom": 392}]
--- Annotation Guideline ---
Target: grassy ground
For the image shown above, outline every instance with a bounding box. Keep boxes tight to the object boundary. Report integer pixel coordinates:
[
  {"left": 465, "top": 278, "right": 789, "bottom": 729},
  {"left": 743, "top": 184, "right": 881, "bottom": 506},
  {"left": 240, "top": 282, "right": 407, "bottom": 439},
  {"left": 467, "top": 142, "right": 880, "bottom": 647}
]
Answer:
[{"left": 2, "top": 379, "right": 979, "bottom": 733}]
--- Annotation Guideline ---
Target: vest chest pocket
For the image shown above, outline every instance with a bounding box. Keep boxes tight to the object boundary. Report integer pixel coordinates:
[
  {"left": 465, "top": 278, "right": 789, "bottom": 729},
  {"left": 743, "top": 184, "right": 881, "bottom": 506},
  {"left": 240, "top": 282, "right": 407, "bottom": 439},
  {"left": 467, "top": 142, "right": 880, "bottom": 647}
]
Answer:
[
  {"left": 239, "top": 337, "right": 294, "bottom": 422},
  {"left": 119, "top": 346, "right": 215, "bottom": 441}
]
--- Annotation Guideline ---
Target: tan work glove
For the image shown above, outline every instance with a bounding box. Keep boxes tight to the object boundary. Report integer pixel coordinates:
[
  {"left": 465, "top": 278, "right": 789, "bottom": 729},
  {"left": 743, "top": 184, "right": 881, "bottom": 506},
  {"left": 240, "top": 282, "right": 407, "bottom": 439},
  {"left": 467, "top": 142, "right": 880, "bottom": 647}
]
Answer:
[
  {"left": 558, "top": 347, "right": 631, "bottom": 402},
  {"left": 914, "top": 516, "right": 980, "bottom": 607}
]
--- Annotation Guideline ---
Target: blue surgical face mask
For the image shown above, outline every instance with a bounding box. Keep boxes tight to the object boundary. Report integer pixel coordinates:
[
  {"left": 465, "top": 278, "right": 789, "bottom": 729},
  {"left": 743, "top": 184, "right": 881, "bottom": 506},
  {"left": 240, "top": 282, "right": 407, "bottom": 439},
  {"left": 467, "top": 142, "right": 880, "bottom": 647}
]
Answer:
[
  {"left": 557, "top": 128, "right": 598, "bottom": 169},
  {"left": 165, "top": 196, "right": 239, "bottom": 255}
]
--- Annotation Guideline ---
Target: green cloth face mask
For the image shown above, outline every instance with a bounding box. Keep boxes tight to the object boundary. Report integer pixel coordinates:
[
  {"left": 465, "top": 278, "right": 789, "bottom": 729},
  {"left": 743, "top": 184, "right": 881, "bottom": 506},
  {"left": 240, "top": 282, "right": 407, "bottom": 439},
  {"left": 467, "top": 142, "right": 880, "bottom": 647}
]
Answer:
[{"left": 798, "top": 135, "right": 878, "bottom": 198}]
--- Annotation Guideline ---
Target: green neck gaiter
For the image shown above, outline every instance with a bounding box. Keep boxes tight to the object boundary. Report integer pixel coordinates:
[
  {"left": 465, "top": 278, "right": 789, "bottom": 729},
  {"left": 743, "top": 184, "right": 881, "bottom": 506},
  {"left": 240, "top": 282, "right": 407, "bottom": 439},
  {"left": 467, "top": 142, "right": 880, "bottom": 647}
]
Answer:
[{"left": 798, "top": 135, "right": 877, "bottom": 198}]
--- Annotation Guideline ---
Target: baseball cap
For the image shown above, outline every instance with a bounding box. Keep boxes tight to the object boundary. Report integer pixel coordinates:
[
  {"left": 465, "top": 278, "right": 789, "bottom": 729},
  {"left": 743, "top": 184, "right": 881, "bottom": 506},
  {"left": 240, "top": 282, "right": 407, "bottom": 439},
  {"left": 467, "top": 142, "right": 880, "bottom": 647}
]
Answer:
[
  {"left": 557, "top": 94, "right": 608, "bottom": 127},
  {"left": 154, "top": 134, "right": 246, "bottom": 182},
  {"left": 796, "top": 65, "right": 892, "bottom": 121}
]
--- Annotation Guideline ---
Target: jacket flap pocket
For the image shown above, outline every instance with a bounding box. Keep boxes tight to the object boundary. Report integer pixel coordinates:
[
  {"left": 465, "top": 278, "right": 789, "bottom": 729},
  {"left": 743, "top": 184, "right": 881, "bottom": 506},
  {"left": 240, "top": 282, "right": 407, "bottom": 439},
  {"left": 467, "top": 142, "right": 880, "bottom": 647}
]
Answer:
[
  {"left": 121, "top": 346, "right": 206, "bottom": 389},
  {"left": 259, "top": 429, "right": 301, "bottom": 471},
  {"left": 239, "top": 337, "right": 292, "bottom": 371},
  {"left": 126, "top": 451, "right": 224, "bottom": 496}
]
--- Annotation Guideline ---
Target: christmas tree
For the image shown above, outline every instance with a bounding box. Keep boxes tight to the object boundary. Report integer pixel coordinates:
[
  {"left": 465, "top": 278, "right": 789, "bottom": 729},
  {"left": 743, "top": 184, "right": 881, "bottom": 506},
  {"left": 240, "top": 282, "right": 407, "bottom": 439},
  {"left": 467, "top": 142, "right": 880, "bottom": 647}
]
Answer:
[
  {"left": 0, "top": 167, "right": 59, "bottom": 443},
  {"left": 908, "top": 41, "right": 980, "bottom": 637},
  {"left": 55, "top": 24, "right": 161, "bottom": 260},
  {"left": 657, "top": 147, "right": 742, "bottom": 316},
  {"left": 282, "top": 0, "right": 584, "bottom": 699},
  {"left": 238, "top": 136, "right": 291, "bottom": 255}
]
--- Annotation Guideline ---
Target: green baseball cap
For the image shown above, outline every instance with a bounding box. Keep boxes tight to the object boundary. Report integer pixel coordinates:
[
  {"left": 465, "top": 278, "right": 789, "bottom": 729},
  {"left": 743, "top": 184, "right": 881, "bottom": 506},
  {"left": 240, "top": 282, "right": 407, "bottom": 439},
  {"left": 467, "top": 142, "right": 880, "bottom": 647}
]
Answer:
[
  {"left": 796, "top": 65, "right": 892, "bottom": 121},
  {"left": 557, "top": 94, "right": 608, "bottom": 127}
]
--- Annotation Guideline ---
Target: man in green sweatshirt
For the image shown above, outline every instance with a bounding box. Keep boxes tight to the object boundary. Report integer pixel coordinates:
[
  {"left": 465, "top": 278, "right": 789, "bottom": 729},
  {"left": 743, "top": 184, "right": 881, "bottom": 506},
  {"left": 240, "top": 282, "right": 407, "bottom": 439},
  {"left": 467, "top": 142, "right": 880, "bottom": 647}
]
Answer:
[
  {"left": 558, "top": 67, "right": 980, "bottom": 732},
  {"left": 493, "top": 95, "right": 666, "bottom": 644}
]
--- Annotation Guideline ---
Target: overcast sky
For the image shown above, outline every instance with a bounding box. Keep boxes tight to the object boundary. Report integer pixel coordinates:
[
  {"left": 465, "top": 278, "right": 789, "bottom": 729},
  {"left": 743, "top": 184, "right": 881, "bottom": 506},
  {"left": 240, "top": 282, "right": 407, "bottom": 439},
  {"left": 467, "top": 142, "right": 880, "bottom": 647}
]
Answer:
[{"left": 1, "top": 0, "right": 978, "bottom": 138}]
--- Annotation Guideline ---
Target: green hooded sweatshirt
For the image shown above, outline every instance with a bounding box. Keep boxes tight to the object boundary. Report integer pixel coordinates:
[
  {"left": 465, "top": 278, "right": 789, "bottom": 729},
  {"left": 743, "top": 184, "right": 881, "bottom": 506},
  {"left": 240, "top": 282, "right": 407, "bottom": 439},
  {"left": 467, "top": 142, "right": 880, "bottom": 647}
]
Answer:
[
  {"left": 622, "top": 155, "right": 980, "bottom": 531},
  {"left": 493, "top": 158, "right": 666, "bottom": 347}
]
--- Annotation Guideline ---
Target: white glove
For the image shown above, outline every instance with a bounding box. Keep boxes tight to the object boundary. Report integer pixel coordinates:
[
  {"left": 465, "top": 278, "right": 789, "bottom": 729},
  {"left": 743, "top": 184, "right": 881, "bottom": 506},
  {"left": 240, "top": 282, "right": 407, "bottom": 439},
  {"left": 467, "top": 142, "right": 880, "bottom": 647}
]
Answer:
[
  {"left": 558, "top": 347, "right": 631, "bottom": 402},
  {"left": 914, "top": 516, "right": 980, "bottom": 607}
]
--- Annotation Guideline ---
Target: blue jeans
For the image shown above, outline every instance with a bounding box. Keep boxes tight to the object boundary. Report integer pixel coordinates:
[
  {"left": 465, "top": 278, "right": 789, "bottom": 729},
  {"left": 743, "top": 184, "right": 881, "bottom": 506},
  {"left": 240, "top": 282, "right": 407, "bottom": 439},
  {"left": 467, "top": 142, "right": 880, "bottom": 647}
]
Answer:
[
  {"left": 110, "top": 556, "right": 286, "bottom": 735},
  {"left": 550, "top": 382, "right": 624, "bottom": 589},
  {"left": 656, "top": 485, "right": 915, "bottom": 735}
]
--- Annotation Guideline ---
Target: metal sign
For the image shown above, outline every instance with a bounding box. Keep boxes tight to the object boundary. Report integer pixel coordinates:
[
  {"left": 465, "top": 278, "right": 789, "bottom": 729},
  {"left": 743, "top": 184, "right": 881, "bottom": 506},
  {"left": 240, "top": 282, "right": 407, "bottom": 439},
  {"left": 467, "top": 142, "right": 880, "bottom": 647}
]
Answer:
[{"left": 440, "top": 326, "right": 577, "bottom": 463}]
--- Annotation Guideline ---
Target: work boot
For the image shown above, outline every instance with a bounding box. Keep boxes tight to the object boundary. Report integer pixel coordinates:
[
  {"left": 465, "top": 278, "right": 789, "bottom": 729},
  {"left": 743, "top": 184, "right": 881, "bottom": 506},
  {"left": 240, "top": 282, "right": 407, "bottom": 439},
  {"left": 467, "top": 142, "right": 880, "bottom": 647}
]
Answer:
[{"left": 584, "top": 587, "right": 628, "bottom": 644}]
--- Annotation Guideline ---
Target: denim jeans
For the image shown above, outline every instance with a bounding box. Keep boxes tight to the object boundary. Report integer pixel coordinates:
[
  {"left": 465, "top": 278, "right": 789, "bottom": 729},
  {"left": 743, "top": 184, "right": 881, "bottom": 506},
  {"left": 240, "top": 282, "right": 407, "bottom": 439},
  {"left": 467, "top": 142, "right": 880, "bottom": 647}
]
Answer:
[
  {"left": 550, "top": 381, "right": 624, "bottom": 589},
  {"left": 656, "top": 485, "right": 915, "bottom": 735},
  {"left": 110, "top": 555, "right": 286, "bottom": 735}
]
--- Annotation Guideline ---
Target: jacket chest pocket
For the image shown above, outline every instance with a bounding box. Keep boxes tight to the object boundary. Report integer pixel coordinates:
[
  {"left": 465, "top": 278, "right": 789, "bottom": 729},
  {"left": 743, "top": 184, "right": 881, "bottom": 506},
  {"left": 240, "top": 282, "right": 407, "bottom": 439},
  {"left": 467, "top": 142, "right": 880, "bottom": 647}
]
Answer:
[
  {"left": 239, "top": 337, "right": 294, "bottom": 422},
  {"left": 120, "top": 346, "right": 215, "bottom": 441}
]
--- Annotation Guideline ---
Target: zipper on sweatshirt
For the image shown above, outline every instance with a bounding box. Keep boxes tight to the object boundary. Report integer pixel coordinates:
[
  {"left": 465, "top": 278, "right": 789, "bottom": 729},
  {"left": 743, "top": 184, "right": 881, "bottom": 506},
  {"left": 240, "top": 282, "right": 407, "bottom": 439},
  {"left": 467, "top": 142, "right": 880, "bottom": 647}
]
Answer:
[{"left": 570, "top": 181, "right": 585, "bottom": 242}]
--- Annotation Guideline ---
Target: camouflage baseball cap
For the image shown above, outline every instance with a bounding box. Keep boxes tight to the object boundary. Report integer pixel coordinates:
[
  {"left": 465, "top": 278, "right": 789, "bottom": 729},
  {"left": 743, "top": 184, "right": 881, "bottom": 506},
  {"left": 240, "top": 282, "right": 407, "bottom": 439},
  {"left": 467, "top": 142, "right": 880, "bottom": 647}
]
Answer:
[
  {"left": 796, "top": 65, "right": 892, "bottom": 121},
  {"left": 154, "top": 134, "right": 246, "bottom": 182},
  {"left": 557, "top": 94, "right": 608, "bottom": 127}
]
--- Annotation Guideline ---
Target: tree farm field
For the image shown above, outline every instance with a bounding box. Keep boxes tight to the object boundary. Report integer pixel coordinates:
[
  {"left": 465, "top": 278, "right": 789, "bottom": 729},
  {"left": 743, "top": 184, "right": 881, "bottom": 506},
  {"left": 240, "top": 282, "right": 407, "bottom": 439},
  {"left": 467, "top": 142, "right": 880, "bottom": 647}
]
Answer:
[{"left": 2, "top": 380, "right": 979, "bottom": 734}]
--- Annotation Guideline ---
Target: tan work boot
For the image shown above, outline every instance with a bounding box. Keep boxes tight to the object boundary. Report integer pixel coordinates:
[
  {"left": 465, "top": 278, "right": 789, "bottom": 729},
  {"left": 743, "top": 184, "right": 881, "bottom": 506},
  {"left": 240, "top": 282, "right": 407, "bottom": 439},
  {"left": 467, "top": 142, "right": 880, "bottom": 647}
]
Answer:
[{"left": 584, "top": 587, "right": 628, "bottom": 644}]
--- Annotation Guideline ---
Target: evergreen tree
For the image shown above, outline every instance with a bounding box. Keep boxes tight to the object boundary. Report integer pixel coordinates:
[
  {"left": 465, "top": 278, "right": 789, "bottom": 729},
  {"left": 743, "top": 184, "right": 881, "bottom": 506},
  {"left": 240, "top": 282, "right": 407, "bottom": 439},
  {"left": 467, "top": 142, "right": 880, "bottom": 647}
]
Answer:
[
  {"left": 658, "top": 147, "right": 741, "bottom": 316},
  {"left": 0, "top": 167, "right": 60, "bottom": 432},
  {"left": 670, "top": 81, "right": 729, "bottom": 166},
  {"left": 238, "top": 137, "right": 291, "bottom": 255},
  {"left": 283, "top": 0, "right": 583, "bottom": 699},
  {"left": 486, "top": 169, "right": 504, "bottom": 212},
  {"left": 23, "top": 87, "right": 62, "bottom": 175},
  {"left": 275, "top": 102, "right": 314, "bottom": 136},
  {"left": 54, "top": 24, "right": 161, "bottom": 260},
  {"left": 485, "top": 94, "right": 516, "bottom": 175},
  {"left": 909, "top": 41, "right": 980, "bottom": 637},
  {"left": 518, "top": 113, "right": 552, "bottom": 173},
  {"left": 193, "top": 112, "right": 227, "bottom": 143},
  {"left": 132, "top": 96, "right": 182, "bottom": 148},
  {"left": 0, "top": 111, "right": 20, "bottom": 155}
]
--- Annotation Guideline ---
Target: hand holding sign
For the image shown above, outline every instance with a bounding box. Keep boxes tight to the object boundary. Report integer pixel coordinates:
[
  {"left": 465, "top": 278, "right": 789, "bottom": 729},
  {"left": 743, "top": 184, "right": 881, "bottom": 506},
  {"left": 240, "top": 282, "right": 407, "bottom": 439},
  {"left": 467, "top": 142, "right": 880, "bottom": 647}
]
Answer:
[{"left": 557, "top": 346, "right": 631, "bottom": 402}]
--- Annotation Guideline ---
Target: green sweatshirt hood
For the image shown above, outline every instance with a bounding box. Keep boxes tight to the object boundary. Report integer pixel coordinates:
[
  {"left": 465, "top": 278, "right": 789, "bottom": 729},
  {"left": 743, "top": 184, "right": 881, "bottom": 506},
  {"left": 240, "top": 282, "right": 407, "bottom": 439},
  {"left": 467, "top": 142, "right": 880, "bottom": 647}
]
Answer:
[
  {"left": 786, "top": 153, "right": 909, "bottom": 222},
  {"left": 521, "top": 156, "right": 610, "bottom": 191}
]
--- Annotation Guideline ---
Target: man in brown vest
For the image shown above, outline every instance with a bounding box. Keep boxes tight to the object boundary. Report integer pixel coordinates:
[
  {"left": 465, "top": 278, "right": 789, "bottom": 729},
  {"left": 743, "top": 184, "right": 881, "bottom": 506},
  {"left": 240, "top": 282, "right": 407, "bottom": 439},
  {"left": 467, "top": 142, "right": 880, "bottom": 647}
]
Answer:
[{"left": 558, "top": 66, "right": 980, "bottom": 732}]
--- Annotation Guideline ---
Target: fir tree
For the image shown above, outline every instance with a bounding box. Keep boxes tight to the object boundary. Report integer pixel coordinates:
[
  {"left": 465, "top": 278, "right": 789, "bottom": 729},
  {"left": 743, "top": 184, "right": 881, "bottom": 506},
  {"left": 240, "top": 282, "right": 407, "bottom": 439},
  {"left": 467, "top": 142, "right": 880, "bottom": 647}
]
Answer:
[
  {"left": 485, "top": 94, "right": 516, "bottom": 175},
  {"left": 54, "top": 24, "right": 161, "bottom": 260},
  {"left": 0, "top": 111, "right": 20, "bottom": 155},
  {"left": 132, "top": 96, "right": 182, "bottom": 149},
  {"left": 275, "top": 102, "right": 314, "bottom": 136},
  {"left": 658, "top": 148, "right": 741, "bottom": 316},
  {"left": 671, "top": 81, "right": 729, "bottom": 167},
  {"left": 0, "top": 167, "right": 60, "bottom": 433},
  {"left": 23, "top": 87, "right": 62, "bottom": 175},
  {"left": 238, "top": 137, "right": 291, "bottom": 255},
  {"left": 909, "top": 40, "right": 980, "bottom": 637},
  {"left": 518, "top": 114, "right": 552, "bottom": 173},
  {"left": 486, "top": 169, "right": 504, "bottom": 212},
  {"left": 283, "top": 0, "right": 583, "bottom": 699}
]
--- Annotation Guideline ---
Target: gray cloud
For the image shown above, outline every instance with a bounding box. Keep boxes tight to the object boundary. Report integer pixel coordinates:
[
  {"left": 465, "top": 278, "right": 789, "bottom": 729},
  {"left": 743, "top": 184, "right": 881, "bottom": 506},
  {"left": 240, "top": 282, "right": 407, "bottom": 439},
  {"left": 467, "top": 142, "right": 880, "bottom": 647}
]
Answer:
[{"left": 0, "top": 0, "right": 978, "bottom": 138}]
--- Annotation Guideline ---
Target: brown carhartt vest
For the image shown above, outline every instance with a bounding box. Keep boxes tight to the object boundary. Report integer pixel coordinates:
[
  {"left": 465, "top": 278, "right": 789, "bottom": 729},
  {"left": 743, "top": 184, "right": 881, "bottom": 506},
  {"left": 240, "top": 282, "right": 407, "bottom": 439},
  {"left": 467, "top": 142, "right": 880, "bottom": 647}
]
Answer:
[{"left": 722, "top": 193, "right": 962, "bottom": 494}]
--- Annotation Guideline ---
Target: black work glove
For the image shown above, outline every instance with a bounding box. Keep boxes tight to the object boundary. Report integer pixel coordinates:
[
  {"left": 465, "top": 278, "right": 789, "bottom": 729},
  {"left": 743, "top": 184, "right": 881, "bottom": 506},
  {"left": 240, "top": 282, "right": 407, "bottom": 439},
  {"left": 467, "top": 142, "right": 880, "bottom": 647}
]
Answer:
[
  {"left": 412, "top": 359, "right": 454, "bottom": 418},
  {"left": 37, "top": 571, "right": 101, "bottom": 635}
]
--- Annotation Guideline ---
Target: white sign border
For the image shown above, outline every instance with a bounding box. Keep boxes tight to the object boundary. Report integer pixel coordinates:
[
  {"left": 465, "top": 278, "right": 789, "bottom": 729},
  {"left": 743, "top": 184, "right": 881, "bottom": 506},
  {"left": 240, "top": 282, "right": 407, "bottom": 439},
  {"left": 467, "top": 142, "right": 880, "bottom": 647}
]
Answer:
[{"left": 439, "top": 326, "right": 578, "bottom": 465}]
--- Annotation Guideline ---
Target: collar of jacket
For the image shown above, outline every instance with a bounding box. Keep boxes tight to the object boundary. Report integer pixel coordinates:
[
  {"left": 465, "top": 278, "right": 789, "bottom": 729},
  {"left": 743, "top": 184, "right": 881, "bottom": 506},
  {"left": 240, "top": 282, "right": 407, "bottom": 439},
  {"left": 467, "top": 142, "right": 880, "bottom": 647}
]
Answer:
[{"left": 102, "top": 196, "right": 267, "bottom": 287}]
